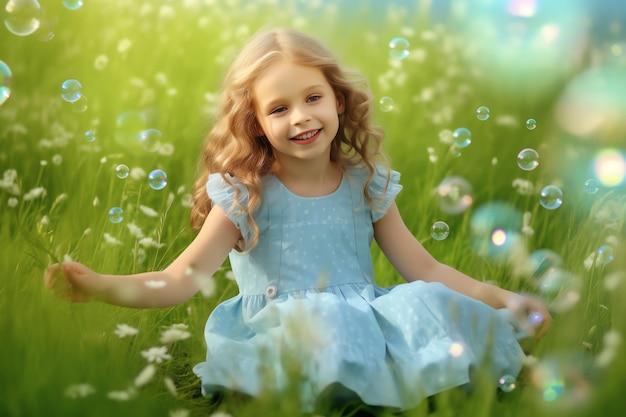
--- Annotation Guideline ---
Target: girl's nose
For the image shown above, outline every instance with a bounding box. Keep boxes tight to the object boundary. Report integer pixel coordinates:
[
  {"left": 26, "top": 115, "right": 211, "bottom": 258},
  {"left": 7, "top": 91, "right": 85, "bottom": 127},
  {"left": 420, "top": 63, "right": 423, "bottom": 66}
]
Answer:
[{"left": 291, "top": 105, "right": 311, "bottom": 124}]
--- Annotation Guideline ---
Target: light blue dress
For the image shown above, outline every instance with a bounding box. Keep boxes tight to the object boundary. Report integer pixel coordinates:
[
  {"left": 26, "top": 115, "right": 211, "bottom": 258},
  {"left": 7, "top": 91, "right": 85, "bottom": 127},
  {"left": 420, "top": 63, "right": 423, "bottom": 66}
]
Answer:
[{"left": 193, "top": 166, "right": 525, "bottom": 411}]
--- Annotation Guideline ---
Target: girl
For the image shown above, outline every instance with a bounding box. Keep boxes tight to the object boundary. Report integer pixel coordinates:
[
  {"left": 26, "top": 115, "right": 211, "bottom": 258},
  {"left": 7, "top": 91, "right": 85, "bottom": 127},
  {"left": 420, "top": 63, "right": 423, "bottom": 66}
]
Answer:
[{"left": 45, "top": 28, "right": 551, "bottom": 412}]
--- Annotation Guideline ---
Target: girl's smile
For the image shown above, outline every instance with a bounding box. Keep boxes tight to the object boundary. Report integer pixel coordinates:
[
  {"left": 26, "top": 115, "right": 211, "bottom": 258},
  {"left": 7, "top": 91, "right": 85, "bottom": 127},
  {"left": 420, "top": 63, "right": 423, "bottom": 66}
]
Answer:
[{"left": 291, "top": 128, "right": 321, "bottom": 144}]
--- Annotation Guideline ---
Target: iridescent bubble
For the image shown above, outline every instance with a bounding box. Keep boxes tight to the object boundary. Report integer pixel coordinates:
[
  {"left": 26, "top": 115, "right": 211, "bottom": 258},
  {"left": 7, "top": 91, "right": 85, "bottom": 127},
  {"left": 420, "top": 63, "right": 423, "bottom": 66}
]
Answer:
[
  {"left": 62, "top": 0, "right": 83, "bottom": 10},
  {"left": 538, "top": 268, "right": 581, "bottom": 312},
  {"left": 71, "top": 94, "right": 88, "bottom": 112},
  {"left": 528, "top": 311, "right": 544, "bottom": 327},
  {"left": 0, "top": 60, "right": 12, "bottom": 106},
  {"left": 498, "top": 375, "right": 516, "bottom": 393},
  {"left": 529, "top": 354, "right": 593, "bottom": 410},
  {"left": 539, "top": 185, "right": 563, "bottom": 209},
  {"left": 596, "top": 245, "right": 614, "bottom": 265},
  {"left": 584, "top": 178, "right": 600, "bottom": 194},
  {"left": 593, "top": 148, "right": 626, "bottom": 187},
  {"left": 108, "top": 206, "right": 124, "bottom": 224},
  {"left": 528, "top": 249, "right": 563, "bottom": 278},
  {"left": 388, "top": 37, "right": 410, "bottom": 60},
  {"left": 61, "top": 79, "right": 82, "bottom": 103},
  {"left": 148, "top": 169, "right": 167, "bottom": 190},
  {"left": 476, "top": 106, "right": 490, "bottom": 121},
  {"left": 139, "top": 128, "right": 162, "bottom": 152},
  {"left": 115, "top": 110, "right": 146, "bottom": 152},
  {"left": 526, "top": 118, "right": 537, "bottom": 130},
  {"left": 430, "top": 221, "right": 450, "bottom": 241},
  {"left": 3, "top": 0, "right": 42, "bottom": 36},
  {"left": 436, "top": 176, "right": 473, "bottom": 215},
  {"left": 84, "top": 129, "right": 96, "bottom": 142},
  {"left": 379, "top": 96, "right": 394, "bottom": 112},
  {"left": 517, "top": 148, "right": 539, "bottom": 171},
  {"left": 452, "top": 127, "right": 472, "bottom": 148},
  {"left": 115, "top": 164, "right": 129, "bottom": 179},
  {"left": 470, "top": 201, "right": 523, "bottom": 262}
]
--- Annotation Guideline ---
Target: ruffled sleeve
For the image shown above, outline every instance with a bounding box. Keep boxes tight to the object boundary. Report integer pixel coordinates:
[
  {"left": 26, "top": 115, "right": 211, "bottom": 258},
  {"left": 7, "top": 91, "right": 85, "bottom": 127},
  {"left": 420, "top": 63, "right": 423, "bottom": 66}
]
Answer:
[
  {"left": 368, "top": 165, "right": 402, "bottom": 222},
  {"left": 206, "top": 173, "right": 251, "bottom": 241}
]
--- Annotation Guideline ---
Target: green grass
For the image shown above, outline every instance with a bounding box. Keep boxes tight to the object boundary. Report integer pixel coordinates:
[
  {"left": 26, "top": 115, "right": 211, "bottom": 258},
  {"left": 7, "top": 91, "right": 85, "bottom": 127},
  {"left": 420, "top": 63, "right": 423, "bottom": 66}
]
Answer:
[{"left": 1, "top": 1, "right": 625, "bottom": 416}]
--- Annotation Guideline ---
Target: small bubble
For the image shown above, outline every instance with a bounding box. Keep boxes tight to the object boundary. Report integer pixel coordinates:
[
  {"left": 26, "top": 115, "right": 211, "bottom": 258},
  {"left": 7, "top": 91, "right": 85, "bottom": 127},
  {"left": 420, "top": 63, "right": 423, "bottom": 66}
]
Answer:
[
  {"left": 3, "top": 0, "right": 42, "bottom": 36},
  {"left": 148, "top": 169, "right": 167, "bottom": 190},
  {"left": 108, "top": 207, "right": 124, "bottom": 224},
  {"left": 430, "top": 221, "right": 450, "bottom": 241},
  {"left": 388, "top": 37, "right": 410, "bottom": 60},
  {"left": 61, "top": 79, "right": 82, "bottom": 103},
  {"left": 139, "top": 128, "right": 162, "bottom": 152},
  {"left": 539, "top": 185, "right": 563, "bottom": 209},
  {"left": 452, "top": 127, "right": 472, "bottom": 148},
  {"left": 476, "top": 106, "right": 490, "bottom": 121},
  {"left": 528, "top": 249, "right": 563, "bottom": 278},
  {"left": 0, "top": 60, "right": 12, "bottom": 106},
  {"left": 62, "top": 0, "right": 83, "bottom": 10},
  {"left": 526, "top": 118, "right": 537, "bottom": 130},
  {"left": 498, "top": 375, "right": 517, "bottom": 392},
  {"left": 437, "top": 176, "right": 473, "bottom": 214},
  {"left": 528, "top": 311, "right": 544, "bottom": 326},
  {"left": 538, "top": 268, "right": 581, "bottom": 312},
  {"left": 596, "top": 245, "right": 614, "bottom": 265},
  {"left": 584, "top": 178, "right": 600, "bottom": 194},
  {"left": 71, "top": 94, "right": 88, "bottom": 112},
  {"left": 84, "top": 129, "right": 96, "bottom": 142},
  {"left": 379, "top": 96, "right": 394, "bottom": 112},
  {"left": 517, "top": 148, "right": 539, "bottom": 171},
  {"left": 115, "top": 164, "right": 130, "bottom": 179}
]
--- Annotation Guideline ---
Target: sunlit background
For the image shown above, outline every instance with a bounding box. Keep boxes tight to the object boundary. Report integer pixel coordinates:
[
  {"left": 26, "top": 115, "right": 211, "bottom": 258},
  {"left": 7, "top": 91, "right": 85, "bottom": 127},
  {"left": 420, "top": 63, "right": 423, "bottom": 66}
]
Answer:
[{"left": 1, "top": 1, "right": 625, "bottom": 416}]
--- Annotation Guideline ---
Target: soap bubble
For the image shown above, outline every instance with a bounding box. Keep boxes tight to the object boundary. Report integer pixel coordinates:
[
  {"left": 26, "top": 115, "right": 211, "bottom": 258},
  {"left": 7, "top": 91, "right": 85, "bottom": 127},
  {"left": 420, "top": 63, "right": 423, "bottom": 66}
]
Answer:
[
  {"left": 470, "top": 201, "right": 523, "bottom": 262},
  {"left": 539, "top": 185, "right": 563, "bottom": 209},
  {"left": 84, "top": 129, "right": 96, "bottom": 142},
  {"left": 498, "top": 375, "right": 516, "bottom": 392},
  {"left": 436, "top": 176, "right": 473, "bottom": 214},
  {"left": 108, "top": 207, "right": 124, "bottom": 224},
  {"left": 139, "top": 128, "right": 162, "bottom": 152},
  {"left": 528, "top": 249, "right": 563, "bottom": 278},
  {"left": 430, "top": 221, "right": 450, "bottom": 241},
  {"left": 517, "top": 148, "right": 539, "bottom": 171},
  {"left": 476, "top": 106, "right": 490, "bottom": 121},
  {"left": 452, "top": 127, "right": 472, "bottom": 148},
  {"left": 71, "top": 94, "right": 88, "bottom": 112},
  {"left": 537, "top": 268, "right": 581, "bottom": 312},
  {"left": 583, "top": 178, "right": 600, "bottom": 194},
  {"left": 596, "top": 245, "right": 614, "bottom": 265},
  {"left": 0, "top": 60, "right": 12, "bottom": 106},
  {"left": 115, "top": 164, "right": 130, "bottom": 179},
  {"left": 379, "top": 96, "right": 394, "bottom": 112},
  {"left": 148, "top": 169, "right": 167, "bottom": 190},
  {"left": 62, "top": 0, "right": 83, "bottom": 10},
  {"left": 389, "top": 37, "right": 410, "bottom": 60},
  {"left": 526, "top": 118, "right": 537, "bottom": 130},
  {"left": 3, "top": 0, "right": 42, "bottom": 36},
  {"left": 61, "top": 79, "right": 82, "bottom": 103}
]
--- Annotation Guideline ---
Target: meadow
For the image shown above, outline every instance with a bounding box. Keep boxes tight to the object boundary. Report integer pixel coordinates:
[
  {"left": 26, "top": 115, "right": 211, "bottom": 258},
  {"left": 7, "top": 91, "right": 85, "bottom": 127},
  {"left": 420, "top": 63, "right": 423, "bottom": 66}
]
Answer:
[{"left": 1, "top": 0, "right": 625, "bottom": 416}]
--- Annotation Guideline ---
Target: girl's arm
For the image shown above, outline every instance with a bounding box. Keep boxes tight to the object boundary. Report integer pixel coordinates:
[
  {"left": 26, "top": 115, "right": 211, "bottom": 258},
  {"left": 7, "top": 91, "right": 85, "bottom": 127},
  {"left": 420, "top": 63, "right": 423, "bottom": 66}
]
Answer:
[
  {"left": 373, "top": 202, "right": 551, "bottom": 338},
  {"left": 44, "top": 205, "right": 240, "bottom": 308}
]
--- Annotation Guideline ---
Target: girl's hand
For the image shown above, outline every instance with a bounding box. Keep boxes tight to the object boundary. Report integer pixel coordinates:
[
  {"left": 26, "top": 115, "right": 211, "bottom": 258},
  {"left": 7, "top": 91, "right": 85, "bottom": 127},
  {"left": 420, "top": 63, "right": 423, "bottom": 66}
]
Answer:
[
  {"left": 44, "top": 262, "right": 98, "bottom": 302},
  {"left": 505, "top": 292, "right": 553, "bottom": 340}
]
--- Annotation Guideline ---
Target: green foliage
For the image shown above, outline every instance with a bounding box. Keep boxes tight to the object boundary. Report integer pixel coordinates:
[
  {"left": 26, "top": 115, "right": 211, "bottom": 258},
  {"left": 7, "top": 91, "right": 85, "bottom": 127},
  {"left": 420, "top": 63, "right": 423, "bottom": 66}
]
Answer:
[{"left": 1, "top": 1, "right": 624, "bottom": 416}]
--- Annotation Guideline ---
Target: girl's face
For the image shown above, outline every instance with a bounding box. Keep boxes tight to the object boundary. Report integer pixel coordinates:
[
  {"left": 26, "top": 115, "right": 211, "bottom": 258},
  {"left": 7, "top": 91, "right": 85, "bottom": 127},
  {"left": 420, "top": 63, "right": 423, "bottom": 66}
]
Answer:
[{"left": 253, "top": 59, "right": 344, "bottom": 168}]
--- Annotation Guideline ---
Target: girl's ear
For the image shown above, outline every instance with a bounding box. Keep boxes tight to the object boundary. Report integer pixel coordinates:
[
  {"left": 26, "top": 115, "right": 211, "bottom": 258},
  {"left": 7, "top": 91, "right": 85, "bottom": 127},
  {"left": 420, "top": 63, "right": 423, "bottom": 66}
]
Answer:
[{"left": 336, "top": 93, "right": 346, "bottom": 115}]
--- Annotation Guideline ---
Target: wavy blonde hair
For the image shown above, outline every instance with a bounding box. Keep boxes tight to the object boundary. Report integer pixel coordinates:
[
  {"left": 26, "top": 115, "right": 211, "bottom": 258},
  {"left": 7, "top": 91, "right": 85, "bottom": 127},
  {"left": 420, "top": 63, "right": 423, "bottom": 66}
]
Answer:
[{"left": 190, "top": 28, "right": 388, "bottom": 251}]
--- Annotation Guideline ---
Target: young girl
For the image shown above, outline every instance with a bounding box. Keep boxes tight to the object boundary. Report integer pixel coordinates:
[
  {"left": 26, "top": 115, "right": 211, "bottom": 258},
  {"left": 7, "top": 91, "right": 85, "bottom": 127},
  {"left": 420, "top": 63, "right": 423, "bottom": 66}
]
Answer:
[{"left": 45, "top": 28, "right": 551, "bottom": 412}]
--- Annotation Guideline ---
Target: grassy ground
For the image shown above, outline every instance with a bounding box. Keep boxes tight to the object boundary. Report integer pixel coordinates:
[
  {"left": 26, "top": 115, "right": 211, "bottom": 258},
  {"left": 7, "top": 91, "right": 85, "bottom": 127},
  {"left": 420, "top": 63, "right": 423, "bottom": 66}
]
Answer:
[{"left": 1, "top": 1, "right": 625, "bottom": 416}]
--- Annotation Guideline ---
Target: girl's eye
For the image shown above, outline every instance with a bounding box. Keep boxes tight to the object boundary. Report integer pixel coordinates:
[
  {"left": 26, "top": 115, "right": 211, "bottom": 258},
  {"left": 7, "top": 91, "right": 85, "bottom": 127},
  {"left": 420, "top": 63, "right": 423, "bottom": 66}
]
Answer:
[
  {"left": 270, "top": 106, "right": 287, "bottom": 115},
  {"left": 307, "top": 95, "right": 321, "bottom": 103}
]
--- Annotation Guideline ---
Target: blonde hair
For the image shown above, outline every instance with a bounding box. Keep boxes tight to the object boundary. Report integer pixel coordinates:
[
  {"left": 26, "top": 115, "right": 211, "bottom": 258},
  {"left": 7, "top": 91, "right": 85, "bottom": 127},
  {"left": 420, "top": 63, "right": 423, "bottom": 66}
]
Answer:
[{"left": 190, "top": 28, "right": 387, "bottom": 251}]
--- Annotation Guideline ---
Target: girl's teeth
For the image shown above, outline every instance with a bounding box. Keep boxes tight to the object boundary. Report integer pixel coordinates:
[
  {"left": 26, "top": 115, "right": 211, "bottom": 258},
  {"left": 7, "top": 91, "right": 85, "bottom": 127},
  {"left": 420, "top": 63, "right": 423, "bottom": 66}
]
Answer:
[{"left": 295, "top": 130, "right": 318, "bottom": 140}]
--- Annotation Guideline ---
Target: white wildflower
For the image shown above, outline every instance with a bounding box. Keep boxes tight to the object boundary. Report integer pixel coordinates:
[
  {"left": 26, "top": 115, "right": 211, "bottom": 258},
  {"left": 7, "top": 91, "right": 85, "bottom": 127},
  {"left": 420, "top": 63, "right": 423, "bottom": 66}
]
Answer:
[
  {"left": 139, "top": 204, "right": 159, "bottom": 217},
  {"left": 134, "top": 364, "right": 156, "bottom": 387},
  {"left": 64, "top": 383, "right": 96, "bottom": 399},
  {"left": 0, "top": 169, "right": 20, "bottom": 195},
  {"left": 40, "top": 160, "right": 48, "bottom": 166},
  {"left": 438, "top": 129, "right": 453, "bottom": 145},
  {"left": 63, "top": 254, "right": 74, "bottom": 263},
  {"left": 94, "top": 54, "right": 109, "bottom": 70},
  {"left": 117, "top": 38, "right": 132, "bottom": 53},
  {"left": 92, "top": 196, "right": 100, "bottom": 206},
  {"left": 158, "top": 143, "right": 175, "bottom": 156},
  {"left": 40, "top": 215, "right": 50, "bottom": 226},
  {"left": 491, "top": 157, "right": 498, "bottom": 165},
  {"left": 583, "top": 251, "right": 596, "bottom": 270},
  {"left": 164, "top": 377, "right": 178, "bottom": 397},
  {"left": 83, "top": 227, "right": 92, "bottom": 236},
  {"left": 126, "top": 223, "right": 145, "bottom": 239},
  {"left": 428, "top": 154, "right": 438, "bottom": 164},
  {"left": 166, "top": 87, "right": 178, "bottom": 97},
  {"left": 604, "top": 271, "right": 624, "bottom": 290},
  {"left": 160, "top": 327, "right": 191, "bottom": 344},
  {"left": 196, "top": 273, "right": 217, "bottom": 298},
  {"left": 130, "top": 167, "right": 146, "bottom": 180},
  {"left": 145, "top": 280, "right": 167, "bottom": 289},
  {"left": 210, "top": 411, "right": 232, "bottom": 417},
  {"left": 52, "top": 154, "right": 63, "bottom": 165},
  {"left": 176, "top": 185, "right": 186, "bottom": 194},
  {"left": 103, "top": 233, "right": 123, "bottom": 246},
  {"left": 113, "top": 323, "right": 139, "bottom": 338},
  {"left": 135, "top": 247, "right": 147, "bottom": 264},
  {"left": 169, "top": 409, "right": 190, "bottom": 417},
  {"left": 596, "top": 348, "right": 616, "bottom": 368},
  {"left": 605, "top": 235, "right": 619, "bottom": 246},
  {"left": 159, "top": 4, "right": 176, "bottom": 19},
  {"left": 522, "top": 355, "right": 538, "bottom": 367},
  {"left": 7, "top": 197, "right": 18, "bottom": 207},
  {"left": 141, "top": 346, "right": 172, "bottom": 363},
  {"left": 181, "top": 193, "right": 193, "bottom": 208},
  {"left": 154, "top": 72, "right": 169, "bottom": 86},
  {"left": 512, "top": 178, "right": 534, "bottom": 196},
  {"left": 139, "top": 237, "right": 166, "bottom": 249},
  {"left": 522, "top": 211, "right": 534, "bottom": 236},
  {"left": 23, "top": 187, "right": 47, "bottom": 201},
  {"left": 100, "top": 156, "right": 107, "bottom": 164},
  {"left": 604, "top": 330, "right": 622, "bottom": 348},
  {"left": 107, "top": 386, "right": 136, "bottom": 401},
  {"left": 495, "top": 114, "right": 518, "bottom": 127},
  {"left": 225, "top": 270, "right": 235, "bottom": 280},
  {"left": 167, "top": 323, "right": 189, "bottom": 331}
]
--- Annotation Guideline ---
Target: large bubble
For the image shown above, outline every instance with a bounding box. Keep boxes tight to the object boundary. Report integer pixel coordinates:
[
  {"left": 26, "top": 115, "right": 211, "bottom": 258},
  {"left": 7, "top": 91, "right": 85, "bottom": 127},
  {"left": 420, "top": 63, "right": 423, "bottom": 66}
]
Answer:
[
  {"left": 0, "top": 60, "right": 11, "bottom": 106},
  {"left": 3, "top": 0, "right": 42, "bottom": 36},
  {"left": 436, "top": 176, "right": 473, "bottom": 215},
  {"left": 470, "top": 201, "right": 523, "bottom": 262}
]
